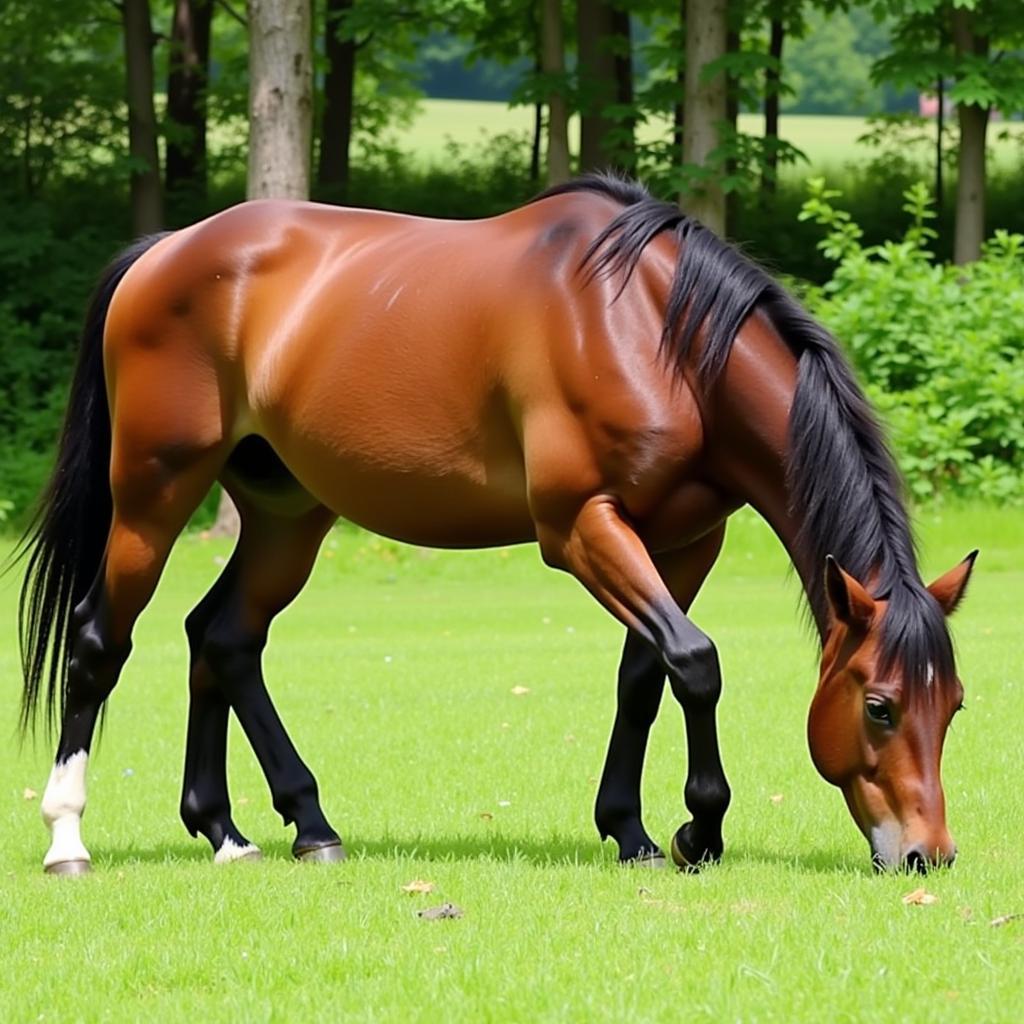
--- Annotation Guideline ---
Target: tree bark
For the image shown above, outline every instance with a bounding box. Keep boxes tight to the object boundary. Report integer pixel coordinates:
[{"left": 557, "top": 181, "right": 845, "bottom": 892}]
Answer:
[
  {"left": 762, "top": 15, "right": 784, "bottom": 195},
  {"left": 672, "top": 0, "right": 685, "bottom": 163},
  {"left": 576, "top": 0, "right": 617, "bottom": 172},
  {"left": 123, "top": 0, "right": 163, "bottom": 235},
  {"left": 724, "top": 24, "right": 740, "bottom": 236},
  {"left": 542, "top": 0, "right": 570, "bottom": 185},
  {"left": 247, "top": 0, "right": 313, "bottom": 201},
  {"left": 166, "top": 0, "right": 213, "bottom": 211},
  {"left": 681, "top": 0, "right": 727, "bottom": 235},
  {"left": 611, "top": 5, "right": 635, "bottom": 174},
  {"left": 317, "top": 0, "right": 355, "bottom": 199},
  {"left": 951, "top": 8, "right": 988, "bottom": 264},
  {"left": 213, "top": 0, "right": 312, "bottom": 538}
]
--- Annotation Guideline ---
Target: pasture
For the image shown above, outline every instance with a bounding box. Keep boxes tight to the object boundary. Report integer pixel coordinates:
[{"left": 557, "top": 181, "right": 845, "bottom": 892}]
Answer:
[
  {"left": 400, "top": 100, "right": 1024, "bottom": 174},
  {"left": 1, "top": 504, "right": 1022, "bottom": 1022}
]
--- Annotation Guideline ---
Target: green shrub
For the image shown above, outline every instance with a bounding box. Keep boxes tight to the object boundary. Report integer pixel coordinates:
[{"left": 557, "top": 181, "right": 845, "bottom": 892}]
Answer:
[{"left": 799, "top": 179, "right": 1024, "bottom": 502}]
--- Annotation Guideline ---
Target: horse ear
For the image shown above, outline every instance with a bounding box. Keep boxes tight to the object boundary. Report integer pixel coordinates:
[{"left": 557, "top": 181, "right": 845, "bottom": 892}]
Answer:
[
  {"left": 927, "top": 550, "right": 978, "bottom": 617},
  {"left": 824, "top": 555, "right": 876, "bottom": 629}
]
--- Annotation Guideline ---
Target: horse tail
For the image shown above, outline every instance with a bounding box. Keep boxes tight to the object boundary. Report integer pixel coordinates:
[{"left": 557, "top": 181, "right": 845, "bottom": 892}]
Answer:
[{"left": 15, "top": 233, "right": 170, "bottom": 735}]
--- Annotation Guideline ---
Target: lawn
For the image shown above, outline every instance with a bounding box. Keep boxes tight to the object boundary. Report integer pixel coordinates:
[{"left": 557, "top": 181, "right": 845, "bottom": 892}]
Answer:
[
  {"left": 396, "top": 100, "right": 1024, "bottom": 175},
  {"left": 1, "top": 504, "right": 1022, "bottom": 1022}
]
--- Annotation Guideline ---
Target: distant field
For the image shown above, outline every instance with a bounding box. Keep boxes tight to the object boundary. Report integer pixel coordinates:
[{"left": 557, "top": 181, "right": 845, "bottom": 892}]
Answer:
[{"left": 391, "top": 99, "right": 1024, "bottom": 176}]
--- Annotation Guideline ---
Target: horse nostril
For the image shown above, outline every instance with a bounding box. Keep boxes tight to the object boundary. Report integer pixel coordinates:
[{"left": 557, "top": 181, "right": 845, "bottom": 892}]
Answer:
[{"left": 903, "top": 847, "right": 929, "bottom": 874}]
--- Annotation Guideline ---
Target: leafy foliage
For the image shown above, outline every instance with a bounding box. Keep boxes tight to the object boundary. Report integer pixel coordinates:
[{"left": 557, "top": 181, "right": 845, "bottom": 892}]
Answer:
[{"left": 800, "top": 179, "right": 1024, "bottom": 502}]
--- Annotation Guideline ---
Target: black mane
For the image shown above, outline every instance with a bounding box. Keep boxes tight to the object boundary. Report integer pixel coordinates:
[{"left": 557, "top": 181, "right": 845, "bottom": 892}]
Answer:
[{"left": 533, "top": 173, "right": 954, "bottom": 691}]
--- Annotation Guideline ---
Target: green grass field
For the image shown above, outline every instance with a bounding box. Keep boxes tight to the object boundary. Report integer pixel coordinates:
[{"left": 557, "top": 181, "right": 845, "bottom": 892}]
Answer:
[
  {"left": 2, "top": 505, "right": 1022, "bottom": 1022},
  {"left": 394, "top": 100, "right": 1024, "bottom": 176}
]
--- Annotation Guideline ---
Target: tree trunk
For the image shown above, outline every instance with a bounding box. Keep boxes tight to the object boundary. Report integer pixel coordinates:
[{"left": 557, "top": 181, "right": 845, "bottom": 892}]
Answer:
[
  {"left": 951, "top": 8, "right": 988, "bottom": 264},
  {"left": 672, "top": 0, "right": 684, "bottom": 164},
  {"left": 248, "top": 0, "right": 313, "bottom": 201},
  {"left": 123, "top": 0, "right": 163, "bottom": 235},
  {"left": 317, "top": 0, "right": 355, "bottom": 199},
  {"left": 542, "top": 0, "right": 570, "bottom": 185},
  {"left": 681, "top": 0, "right": 727, "bottom": 235},
  {"left": 166, "top": 0, "right": 213, "bottom": 212},
  {"left": 611, "top": 6, "right": 635, "bottom": 174},
  {"left": 762, "top": 15, "right": 784, "bottom": 195},
  {"left": 724, "top": 24, "right": 740, "bottom": 236},
  {"left": 576, "top": 0, "right": 617, "bottom": 172},
  {"left": 213, "top": 0, "right": 312, "bottom": 538}
]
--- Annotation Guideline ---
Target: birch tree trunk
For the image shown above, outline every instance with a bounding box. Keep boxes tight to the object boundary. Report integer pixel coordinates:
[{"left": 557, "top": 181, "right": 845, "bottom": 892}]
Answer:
[
  {"left": 123, "top": 0, "right": 163, "bottom": 235},
  {"left": 541, "top": 0, "right": 570, "bottom": 185},
  {"left": 212, "top": 0, "right": 312, "bottom": 537},
  {"left": 681, "top": 0, "right": 727, "bottom": 235}
]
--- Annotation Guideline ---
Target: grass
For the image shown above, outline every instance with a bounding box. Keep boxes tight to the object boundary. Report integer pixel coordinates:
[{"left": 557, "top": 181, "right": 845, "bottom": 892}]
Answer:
[
  {"left": 396, "top": 100, "right": 1024, "bottom": 174},
  {"left": 1, "top": 504, "right": 1022, "bottom": 1022}
]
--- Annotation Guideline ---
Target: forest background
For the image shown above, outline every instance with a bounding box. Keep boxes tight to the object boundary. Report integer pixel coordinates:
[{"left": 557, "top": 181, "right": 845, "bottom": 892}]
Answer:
[{"left": 1, "top": 0, "right": 1022, "bottom": 524}]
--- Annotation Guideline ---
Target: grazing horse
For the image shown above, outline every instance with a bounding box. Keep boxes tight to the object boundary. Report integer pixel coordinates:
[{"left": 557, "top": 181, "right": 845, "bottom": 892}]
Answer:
[{"left": 18, "top": 174, "right": 974, "bottom": 876}]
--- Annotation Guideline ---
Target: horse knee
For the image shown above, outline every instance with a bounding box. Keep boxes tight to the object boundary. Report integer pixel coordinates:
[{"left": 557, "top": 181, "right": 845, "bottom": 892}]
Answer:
[
  {"left": 197, "top": 626, "right": 265, "bottom": 696},
  {"left": 665, "top": 637, "right": 721, "bottom": 710},
  {"left": 68, "top": 617, "right": 130, "bottom": 702}
]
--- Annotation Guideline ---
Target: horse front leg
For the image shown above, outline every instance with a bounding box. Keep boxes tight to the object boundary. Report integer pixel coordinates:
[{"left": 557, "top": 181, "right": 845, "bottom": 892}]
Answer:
[
  {"left": 594, "top": 528, "right": 725, "bottom": 865},
  {"left": 539, "top": 496, "right": 731, "bottom": 870}
]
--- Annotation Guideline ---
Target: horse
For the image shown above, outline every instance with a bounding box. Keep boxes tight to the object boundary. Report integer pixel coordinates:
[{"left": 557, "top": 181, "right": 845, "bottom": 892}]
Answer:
[{"left": 17, "top": 173, "right": 974, "bottom": 877}]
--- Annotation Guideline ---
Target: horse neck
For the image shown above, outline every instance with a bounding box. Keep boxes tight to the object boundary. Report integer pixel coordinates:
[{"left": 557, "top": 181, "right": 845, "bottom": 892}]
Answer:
[{"left": 709, "top": 311, "right": 903, "bottom": 643}]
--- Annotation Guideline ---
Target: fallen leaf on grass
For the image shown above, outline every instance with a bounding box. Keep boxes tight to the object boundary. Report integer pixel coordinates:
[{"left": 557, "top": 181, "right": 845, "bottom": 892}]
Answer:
[
  {"left": 990, "top": 913, "right": 1023, "bottom": 928},
  {"left": 902, "top": 888, "right": 938, "bottom": 906},
  {"left": 401, "top": 880, "right": 435, "bottom": 894},
  {"left": 769, "top": 794, "right": 784, "bottom": 805},
  {"left": 510, "top": 686, "right": 531, "bottom": 696},
  {"left": 478, "top": 811, "right": 494, "bottom": 821},
  {"left": 418, "top": 903, "right": 463, "bottom": 920},
  {"left": 23, "top": 788, "right": 37, "bottom": 801}
]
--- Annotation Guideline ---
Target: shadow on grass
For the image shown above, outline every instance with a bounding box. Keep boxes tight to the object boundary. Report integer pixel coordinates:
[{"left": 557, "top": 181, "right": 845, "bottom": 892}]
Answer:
[{"left": 83, "top": 834, "right": 866, "bottom": 875}]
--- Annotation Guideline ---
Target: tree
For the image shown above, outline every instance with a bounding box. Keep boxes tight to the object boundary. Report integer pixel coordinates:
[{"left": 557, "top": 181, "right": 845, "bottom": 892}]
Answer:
[
  {"left": 318, "top": 0, "right": 356, "bottom": 199},
  {"left": 541, "top": 0, "right": 570, "bottom": 185},
  {"left": 871, "top": 0, "right": 1024, "bottom": 263},
  {"left": 247, "top": 0, "right": 313, "bottom": 201},
  {"left": 681, "top": 0, "right": 727, "bottom": 234},
  {"left": 166, "top": 0, "right": 213, "bottom": 213},
  {"left": 123, "top": 0, "right": 163, "bottom": 234},
  {"left": 213, "top": 0, "right": 312, "bottom": 538}
]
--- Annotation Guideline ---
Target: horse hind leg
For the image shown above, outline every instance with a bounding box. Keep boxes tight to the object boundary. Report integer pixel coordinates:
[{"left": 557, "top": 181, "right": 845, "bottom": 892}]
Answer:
[
  {"left": 41, "top": 447, "right": 223, "bottom": 874},
  {"left": 181, "top": 497, "right": 343, "bottom": 864}
]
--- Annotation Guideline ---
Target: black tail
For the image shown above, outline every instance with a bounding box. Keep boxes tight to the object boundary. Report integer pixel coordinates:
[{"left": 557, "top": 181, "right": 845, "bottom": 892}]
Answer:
[{"left": 15, "top": 234, "right": 170, "bottom": 735}]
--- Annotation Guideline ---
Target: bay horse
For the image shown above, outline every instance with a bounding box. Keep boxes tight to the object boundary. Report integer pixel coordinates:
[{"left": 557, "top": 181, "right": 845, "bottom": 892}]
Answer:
[{"left": 18, "top": 174, "right": 974, "bottom": 876}]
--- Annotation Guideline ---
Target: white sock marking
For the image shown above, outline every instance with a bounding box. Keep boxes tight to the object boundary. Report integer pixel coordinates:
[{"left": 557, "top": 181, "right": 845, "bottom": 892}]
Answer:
[
  {"left": 41, "top": 750, "right": 91, "bottom": 868},
  {"left": 214, "top": 837, "right": 261, "bottom": 864}
]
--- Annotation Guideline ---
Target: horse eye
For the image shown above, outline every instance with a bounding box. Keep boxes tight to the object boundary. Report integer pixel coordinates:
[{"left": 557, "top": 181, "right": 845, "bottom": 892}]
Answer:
[{"left": 865, "top": 699, "right": 893, "bottom": 726}]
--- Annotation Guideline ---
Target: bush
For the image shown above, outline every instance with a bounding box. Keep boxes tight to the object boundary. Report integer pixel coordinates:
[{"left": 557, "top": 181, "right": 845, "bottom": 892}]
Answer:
[{"left": 799, "top": 179, "right": 1024, "bottom": 502}]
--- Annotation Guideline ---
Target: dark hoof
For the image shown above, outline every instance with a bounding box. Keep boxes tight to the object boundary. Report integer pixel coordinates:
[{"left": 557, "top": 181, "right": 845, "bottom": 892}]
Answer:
[
  {"left": 670, "top": 823, "right": 721, "bottom": 873},
  {"left": 45, "top": 859, "right": 92, "bottom": 877},
  {"left": 295, "top": 841, "right": 346, "bottom": 864}
]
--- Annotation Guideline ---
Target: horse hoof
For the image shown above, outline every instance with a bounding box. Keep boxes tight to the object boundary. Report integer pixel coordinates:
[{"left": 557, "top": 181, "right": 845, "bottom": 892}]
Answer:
[
  {"left": 44, "top": 859, "right": 92, "bottom": 877},
  {"left": 296, "top": 842, "right": 346, "bottom": 864},
  {"left": 670, "top": 824, "right": 721, "bottom": 873},
  {"left": 213, "top": 841, "right": 262, "bottom": 865}
]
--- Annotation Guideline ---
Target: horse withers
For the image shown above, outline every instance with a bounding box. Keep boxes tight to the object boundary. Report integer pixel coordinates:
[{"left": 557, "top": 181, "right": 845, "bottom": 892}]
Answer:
[{"left": 17, "top": 174, "right": 973, "bottom": 875}]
